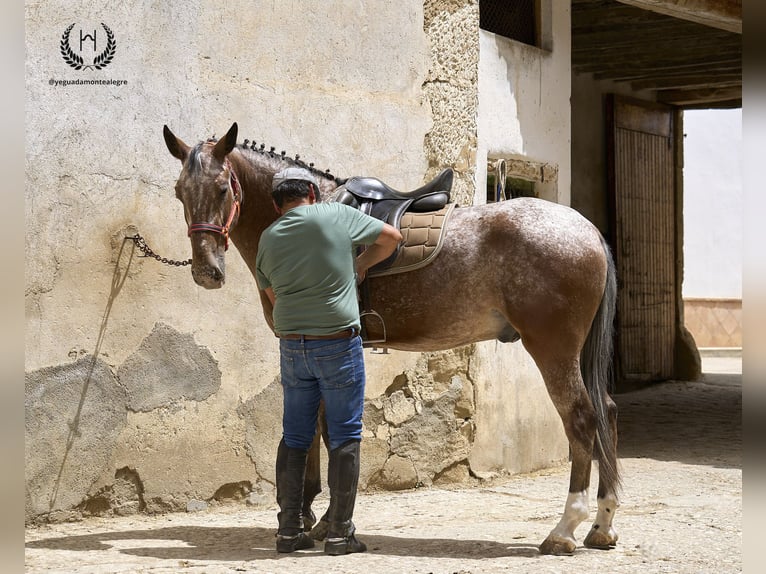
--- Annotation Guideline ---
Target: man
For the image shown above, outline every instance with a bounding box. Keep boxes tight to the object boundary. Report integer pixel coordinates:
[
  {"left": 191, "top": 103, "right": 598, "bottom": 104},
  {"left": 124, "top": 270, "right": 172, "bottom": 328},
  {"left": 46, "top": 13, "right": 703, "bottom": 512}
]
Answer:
[{"left": 256, "top": 166, "right": 402, "bottom": 555}]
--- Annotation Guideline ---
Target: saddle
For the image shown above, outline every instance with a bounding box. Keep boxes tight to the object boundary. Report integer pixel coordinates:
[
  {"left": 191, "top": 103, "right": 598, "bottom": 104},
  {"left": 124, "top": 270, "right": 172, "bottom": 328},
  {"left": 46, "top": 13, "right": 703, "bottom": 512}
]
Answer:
[
  {"left": 335, "top": 168, "right": 453, "bottom": 272},
  {"left": 334, "top": 169, "right": 454, "bottom": 346}
]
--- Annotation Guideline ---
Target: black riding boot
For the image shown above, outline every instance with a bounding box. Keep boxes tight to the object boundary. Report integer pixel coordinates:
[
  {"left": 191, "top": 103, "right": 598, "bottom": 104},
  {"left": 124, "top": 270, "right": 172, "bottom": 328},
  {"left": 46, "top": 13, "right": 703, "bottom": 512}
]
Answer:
[
  {"left": 324, "top": 439, "right": 367, "bottom": 556},
  {"left": 275, "top": 439, "right": 315, "bottom": 553}
]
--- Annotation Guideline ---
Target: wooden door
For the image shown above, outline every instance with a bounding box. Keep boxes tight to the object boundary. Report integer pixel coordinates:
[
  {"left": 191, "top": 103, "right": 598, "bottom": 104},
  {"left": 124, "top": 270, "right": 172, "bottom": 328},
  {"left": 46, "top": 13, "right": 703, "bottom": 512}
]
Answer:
[{"left": 607, "top": 95, "right": 677, "bottom": 383}]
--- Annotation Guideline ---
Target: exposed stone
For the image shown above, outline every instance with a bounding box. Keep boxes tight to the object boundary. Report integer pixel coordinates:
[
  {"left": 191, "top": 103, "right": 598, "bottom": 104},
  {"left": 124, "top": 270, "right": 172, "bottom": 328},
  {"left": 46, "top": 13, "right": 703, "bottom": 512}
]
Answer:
[
  {"left": 459, "top": 419, "right": 475, "bottom": 443},
  {"left": 25, "top": 355, "right": 127, "bottom": 522},
  {"left": 425, "top": 347, "right": 473, "bottom": 383},
  {"left": 382, "top": 390, "right": 417, "bottom": 426},
  {"left": 452, "top": 375, "right": 475, "bottom": 419},
  {"left": 383, "top": 373, "right": 411, "bottom": 397},
  {"left": 114, "top": 502, "right": 142, "bottom": 516},
  {"left": 369, "top": 455, "right": 418, "bottom": 491},
  {"left": 359, "top": 438, "right": 391, "bottom": 490},
  {"left": 78, "top": 466, "right": 146, "bottom": 518},
  {"left": 245, "top": 481, "right": 275, "bottom": 508},
  {"left": 433, "top": 461, "right": 471, "bottom": 485},
  {"left": 117, "top": 323, "right": 222, "bottom": 412},
  {"left": 246, "top": 492, "right": 273, "bottom": 507},
  {"left": 144, "top": 497, "right": 178, "bottom": 515},
  {"left": 212, "top": 481, "right": 252, "bottom": 502},
  {"left": 186, "top": 499, "right": 208, "bottom": 512},
  {"left": 362, "top": 397, "right": 385, "bottom": 431},
  {"left": 389, "top": 382, "right": 471, "bottom": 487},
  {"left": 45, "top": 510, "right": 83, "bottom": 524}
]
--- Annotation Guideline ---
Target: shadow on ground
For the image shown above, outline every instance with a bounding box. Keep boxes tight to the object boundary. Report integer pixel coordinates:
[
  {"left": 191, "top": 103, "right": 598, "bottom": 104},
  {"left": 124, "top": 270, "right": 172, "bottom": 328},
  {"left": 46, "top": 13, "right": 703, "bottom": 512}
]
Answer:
[
  {"left": 614, "top": 369, "right": 741, "bottom": 469},
  {"left": 26, "top": 525, "right": 542, "bottom": 561}
]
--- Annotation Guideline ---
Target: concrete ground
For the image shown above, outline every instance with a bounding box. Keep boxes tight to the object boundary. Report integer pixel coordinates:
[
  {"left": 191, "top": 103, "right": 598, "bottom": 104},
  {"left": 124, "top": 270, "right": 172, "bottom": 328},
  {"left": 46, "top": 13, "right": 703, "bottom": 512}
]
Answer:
[{"left": 25, "top": 352, "right": 742, "bottom": 574}]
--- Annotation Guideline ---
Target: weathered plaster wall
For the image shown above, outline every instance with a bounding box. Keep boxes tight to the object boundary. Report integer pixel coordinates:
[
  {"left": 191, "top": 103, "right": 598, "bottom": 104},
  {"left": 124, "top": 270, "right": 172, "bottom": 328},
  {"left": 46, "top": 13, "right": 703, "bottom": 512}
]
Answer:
[
  {"left": 26, "top": 0, "right": 574, "bottom": 524},
  {"left": 25, "top": 0, "right": 432, "bottom": 523},
  {"left": 476, "top": 3, "right": 571, "bottom": 206}
]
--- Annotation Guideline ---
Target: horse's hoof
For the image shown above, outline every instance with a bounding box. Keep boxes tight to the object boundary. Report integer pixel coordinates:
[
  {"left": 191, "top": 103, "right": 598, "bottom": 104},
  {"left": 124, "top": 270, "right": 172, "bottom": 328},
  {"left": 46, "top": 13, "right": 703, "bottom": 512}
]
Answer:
[
  {"left": 539, "top": 535, "right": 577, "bottom": 555},
  {"left": 302, "top": 509, "right": 316, "bottom": 532},
  {"left": 309, "top": 518, "right": 329, "bottom": 541},
  {"left": 583, "top": 526, "right": 618, "bottom": 549}
]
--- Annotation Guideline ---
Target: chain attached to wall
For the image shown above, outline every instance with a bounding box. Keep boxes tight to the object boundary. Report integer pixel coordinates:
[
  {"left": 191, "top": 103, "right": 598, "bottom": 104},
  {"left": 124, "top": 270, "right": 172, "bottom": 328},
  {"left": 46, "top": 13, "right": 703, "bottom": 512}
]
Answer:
[{"left": 130, "top": 234, "right": 192, "bottom": 267}]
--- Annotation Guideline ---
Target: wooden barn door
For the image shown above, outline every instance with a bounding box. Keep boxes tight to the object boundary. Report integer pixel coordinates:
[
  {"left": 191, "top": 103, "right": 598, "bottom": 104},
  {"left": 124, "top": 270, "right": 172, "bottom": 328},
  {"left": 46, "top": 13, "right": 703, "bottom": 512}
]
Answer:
[{"left": 607, "top": 95, "right": 677, "bottom": 384}]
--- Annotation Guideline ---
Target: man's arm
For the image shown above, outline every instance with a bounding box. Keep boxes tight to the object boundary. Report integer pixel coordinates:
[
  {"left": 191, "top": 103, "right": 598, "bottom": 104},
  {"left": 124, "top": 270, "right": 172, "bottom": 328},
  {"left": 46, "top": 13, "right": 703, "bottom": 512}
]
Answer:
[
  {"left": 258, "top": 288, "right": 276, "bottom": 334},
  {"left": 355, "top": 223, "right": 402, "bottom": 283}
]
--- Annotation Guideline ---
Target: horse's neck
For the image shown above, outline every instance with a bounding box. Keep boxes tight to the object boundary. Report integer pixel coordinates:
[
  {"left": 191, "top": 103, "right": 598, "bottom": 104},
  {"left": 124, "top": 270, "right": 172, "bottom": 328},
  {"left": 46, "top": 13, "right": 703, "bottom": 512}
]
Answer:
[
  {"left": 227, "top": 151, "right": 279, "bottom": 274},
  {"left": 227, "top": 148, "right": 342, "bottom": 277}
]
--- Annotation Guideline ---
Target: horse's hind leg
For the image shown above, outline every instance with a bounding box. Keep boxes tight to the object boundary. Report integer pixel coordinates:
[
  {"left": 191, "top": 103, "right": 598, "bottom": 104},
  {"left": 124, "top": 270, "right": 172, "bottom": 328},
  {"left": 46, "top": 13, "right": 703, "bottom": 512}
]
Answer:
[
  {"left": 302, "top": 401, "right": 328, "bottom": 531},
  {"left": 583, "top": 394, "right": 620, "bottom": 549},
  {"left": 529, "top": 350, "right": 597, "bottom": 555},
  {"left": 302, "top": 430, "right": 321, "bottom": 531}
]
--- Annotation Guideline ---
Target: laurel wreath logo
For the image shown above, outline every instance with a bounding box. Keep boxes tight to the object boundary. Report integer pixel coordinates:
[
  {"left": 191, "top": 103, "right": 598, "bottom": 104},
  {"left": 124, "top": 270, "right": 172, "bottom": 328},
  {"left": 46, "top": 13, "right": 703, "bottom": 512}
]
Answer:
[
  {"left": 59, "top": 24, "right": 84, "bottom": 70},
  {"left": 60, "top": 23, "right": 117, "bottom": 71}
]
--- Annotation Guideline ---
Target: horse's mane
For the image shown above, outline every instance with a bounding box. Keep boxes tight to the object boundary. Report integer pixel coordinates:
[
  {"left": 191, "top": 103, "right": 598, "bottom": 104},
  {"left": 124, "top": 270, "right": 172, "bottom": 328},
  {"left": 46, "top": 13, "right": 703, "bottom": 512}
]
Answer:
[{"left": 192, "top": 135, "right": 345, "bottom": 186}]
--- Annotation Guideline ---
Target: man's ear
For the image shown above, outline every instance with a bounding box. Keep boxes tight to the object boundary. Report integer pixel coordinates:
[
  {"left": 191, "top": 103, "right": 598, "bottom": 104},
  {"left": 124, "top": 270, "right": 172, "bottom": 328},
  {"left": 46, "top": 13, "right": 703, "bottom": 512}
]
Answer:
[{"left": 163, "top": 125, "right": 190, "bottom": 162}]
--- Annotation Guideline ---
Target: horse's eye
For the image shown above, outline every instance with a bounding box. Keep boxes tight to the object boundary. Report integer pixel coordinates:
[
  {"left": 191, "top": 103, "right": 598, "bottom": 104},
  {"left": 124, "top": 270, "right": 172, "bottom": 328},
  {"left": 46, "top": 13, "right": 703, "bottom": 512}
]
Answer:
[{"left": 219, "top": 185, "right": 228, "bottom": 197}]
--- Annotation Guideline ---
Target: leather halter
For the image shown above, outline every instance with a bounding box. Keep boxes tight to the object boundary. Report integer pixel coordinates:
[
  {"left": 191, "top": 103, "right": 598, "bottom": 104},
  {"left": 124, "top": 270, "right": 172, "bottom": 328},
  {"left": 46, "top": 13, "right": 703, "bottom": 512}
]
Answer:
[{"left": 187, "top": 158, "right": 242, "bottom": 250}]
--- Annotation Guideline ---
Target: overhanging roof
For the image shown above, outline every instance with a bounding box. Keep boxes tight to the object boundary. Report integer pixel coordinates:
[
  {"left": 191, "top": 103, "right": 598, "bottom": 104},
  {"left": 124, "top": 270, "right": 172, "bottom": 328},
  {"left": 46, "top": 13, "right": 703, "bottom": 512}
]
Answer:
[{"left": 571, "top": 0, "right": 742, "bottom": 108}]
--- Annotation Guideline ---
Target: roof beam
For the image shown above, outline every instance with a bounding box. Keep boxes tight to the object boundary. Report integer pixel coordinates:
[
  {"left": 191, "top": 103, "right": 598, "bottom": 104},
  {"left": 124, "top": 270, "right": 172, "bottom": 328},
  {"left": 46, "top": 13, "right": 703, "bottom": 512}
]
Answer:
[
  {"left": 615, "top": 0, "right": 741, "bottom": 33},
  {"left": 656, "top": 85, "right": 742, "bottom": 107}
]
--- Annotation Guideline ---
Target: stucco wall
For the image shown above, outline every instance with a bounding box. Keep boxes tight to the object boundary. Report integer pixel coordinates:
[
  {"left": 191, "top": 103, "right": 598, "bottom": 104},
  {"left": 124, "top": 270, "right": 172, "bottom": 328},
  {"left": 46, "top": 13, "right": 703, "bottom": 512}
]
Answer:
[
  {"left": 476, "top": 3, "right": 571, "bottom": 206},
  {"left": 26, "top": 0, "right": 575, "bottom": 523},
  {"left": 25, "top": 0, "right": 434, "bottom": 522}
]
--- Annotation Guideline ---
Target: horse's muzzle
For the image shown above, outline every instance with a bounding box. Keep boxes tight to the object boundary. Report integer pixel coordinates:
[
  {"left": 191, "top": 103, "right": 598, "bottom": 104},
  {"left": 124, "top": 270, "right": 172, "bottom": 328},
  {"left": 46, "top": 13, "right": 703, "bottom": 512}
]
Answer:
[{"left": 191, "top": 263, "right": 225, "bottom": 289}]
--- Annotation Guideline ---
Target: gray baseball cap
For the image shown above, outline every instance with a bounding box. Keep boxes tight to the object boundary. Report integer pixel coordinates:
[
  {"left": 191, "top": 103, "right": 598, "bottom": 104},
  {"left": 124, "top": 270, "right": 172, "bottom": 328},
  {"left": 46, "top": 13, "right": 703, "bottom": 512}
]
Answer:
[{"left": 272, "top": 167, "right": 320, "bottom": 192}]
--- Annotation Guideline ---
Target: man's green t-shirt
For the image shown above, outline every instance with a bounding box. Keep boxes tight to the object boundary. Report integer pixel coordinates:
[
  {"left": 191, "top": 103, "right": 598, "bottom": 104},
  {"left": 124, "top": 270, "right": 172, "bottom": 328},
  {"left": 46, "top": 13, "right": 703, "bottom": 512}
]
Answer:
[{"left": 255, "top": 202, "right": 385, "bottom": 335}]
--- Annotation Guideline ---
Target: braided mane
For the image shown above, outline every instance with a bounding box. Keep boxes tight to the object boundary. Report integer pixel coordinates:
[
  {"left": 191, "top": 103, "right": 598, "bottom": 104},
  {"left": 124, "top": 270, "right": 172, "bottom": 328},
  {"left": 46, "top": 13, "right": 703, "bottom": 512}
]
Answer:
[{"left": 200, "top": 135, "right": 345, "bottom": 185}]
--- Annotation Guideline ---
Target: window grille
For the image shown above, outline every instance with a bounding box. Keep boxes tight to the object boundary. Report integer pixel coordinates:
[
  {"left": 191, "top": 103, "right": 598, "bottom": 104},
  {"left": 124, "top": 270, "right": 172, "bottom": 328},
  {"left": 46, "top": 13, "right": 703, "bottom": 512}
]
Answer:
[{"left": 480, "top": 0, "right": 537, "bottom": 47}]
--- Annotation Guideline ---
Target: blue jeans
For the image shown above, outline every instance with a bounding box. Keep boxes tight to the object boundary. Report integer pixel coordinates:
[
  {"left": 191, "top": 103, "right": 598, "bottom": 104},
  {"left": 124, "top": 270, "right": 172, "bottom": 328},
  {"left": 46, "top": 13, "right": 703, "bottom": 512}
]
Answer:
[{"left": 279, "top": 334, "right": 366, "bottom": 451}]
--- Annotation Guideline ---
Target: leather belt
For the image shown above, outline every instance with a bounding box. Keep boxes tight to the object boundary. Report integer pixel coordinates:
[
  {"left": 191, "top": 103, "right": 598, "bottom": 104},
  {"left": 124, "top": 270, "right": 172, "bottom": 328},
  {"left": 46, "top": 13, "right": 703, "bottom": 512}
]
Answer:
[{"left": 279, "top": 328, "right": 356, "bottom": 340}]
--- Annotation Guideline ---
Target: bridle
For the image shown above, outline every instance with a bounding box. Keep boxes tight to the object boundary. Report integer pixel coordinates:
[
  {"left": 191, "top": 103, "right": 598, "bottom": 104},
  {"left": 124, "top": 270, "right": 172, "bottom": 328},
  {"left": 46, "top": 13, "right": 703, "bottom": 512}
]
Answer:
[{"left": 187, "top": 158, "right": 242, "bottom": 250}]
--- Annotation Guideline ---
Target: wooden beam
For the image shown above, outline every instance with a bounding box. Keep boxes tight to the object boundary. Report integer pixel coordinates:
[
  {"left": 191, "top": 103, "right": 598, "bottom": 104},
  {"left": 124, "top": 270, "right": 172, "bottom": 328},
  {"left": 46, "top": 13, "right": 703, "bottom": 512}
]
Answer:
[
  {"left": 656, "top": 85, "right": 741, "bottom": 106},
  {"left": 615, "top": 0, "right": 741, "bottom": 33},
  {"left": 631, "top": 74, "right": 741, "bottom": 90}
]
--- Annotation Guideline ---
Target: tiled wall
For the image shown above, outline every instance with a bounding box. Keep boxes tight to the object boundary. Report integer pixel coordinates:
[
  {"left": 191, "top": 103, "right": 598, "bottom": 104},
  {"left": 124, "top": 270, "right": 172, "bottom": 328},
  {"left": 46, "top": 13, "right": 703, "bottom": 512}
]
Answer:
[{"left": 683, "top": 298, "right": 742, "bottom": 348}]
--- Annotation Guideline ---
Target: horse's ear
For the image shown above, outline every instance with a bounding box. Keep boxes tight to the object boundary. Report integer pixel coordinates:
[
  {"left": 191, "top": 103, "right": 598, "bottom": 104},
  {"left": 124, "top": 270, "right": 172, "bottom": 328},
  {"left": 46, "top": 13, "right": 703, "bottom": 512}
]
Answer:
[
  {"left": 212, "top": 122, "right": 238, "bottom": 161},
  {"left": 163, "top": 125, "right": 190, "bottom": 162}
]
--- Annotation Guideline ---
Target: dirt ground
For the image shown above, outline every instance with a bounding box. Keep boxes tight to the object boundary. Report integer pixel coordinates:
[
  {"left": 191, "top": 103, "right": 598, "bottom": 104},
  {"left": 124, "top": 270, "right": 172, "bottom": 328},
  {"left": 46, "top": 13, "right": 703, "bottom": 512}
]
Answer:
[{"left": 25, "top": 354, "right": 742, "bottom": 574}]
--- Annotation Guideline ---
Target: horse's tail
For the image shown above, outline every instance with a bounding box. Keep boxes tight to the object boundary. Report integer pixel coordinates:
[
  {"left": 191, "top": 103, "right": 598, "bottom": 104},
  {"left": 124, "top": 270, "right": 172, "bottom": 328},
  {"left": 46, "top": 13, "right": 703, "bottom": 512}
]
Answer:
[{"left": 580, "top": 235, "right": 621, "bottom": 494}]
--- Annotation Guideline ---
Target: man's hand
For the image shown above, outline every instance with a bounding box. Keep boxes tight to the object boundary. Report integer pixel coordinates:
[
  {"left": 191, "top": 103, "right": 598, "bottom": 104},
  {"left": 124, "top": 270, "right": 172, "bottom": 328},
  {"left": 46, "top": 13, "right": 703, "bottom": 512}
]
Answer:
[{"left": 355, "top": 223, "right": 402, "bottom": 281}]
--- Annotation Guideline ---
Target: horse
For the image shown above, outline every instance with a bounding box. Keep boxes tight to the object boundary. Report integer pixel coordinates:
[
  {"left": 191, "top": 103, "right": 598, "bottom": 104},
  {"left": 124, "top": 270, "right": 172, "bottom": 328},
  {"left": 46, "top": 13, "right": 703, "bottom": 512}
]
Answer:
[{"left": 162, "top": 121, "right": 621, "bottom": 555}]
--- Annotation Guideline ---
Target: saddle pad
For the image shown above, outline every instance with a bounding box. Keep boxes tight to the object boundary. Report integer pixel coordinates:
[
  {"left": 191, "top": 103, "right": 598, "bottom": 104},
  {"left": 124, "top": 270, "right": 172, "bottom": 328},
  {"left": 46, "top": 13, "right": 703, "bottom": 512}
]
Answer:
[{"left": 369, "top": 203, "right": 456, "bottom": 278}]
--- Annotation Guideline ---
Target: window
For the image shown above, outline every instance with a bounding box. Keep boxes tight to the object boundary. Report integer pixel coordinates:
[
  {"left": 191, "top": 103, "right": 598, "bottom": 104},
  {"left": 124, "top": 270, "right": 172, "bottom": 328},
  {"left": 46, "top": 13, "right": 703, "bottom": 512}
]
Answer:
[
  {"left": 486, "top": 157, "right": 555, "bottom": 203},
  {"left": 480, "top": 0, "right": 538, "bottom": 47}
]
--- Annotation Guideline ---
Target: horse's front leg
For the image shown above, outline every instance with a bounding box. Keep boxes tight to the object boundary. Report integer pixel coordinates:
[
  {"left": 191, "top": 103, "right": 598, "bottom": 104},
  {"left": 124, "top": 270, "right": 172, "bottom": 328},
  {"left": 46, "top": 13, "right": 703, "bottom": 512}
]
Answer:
[{"left": 302, "top": 401, "right": 325, "bottom": 531}]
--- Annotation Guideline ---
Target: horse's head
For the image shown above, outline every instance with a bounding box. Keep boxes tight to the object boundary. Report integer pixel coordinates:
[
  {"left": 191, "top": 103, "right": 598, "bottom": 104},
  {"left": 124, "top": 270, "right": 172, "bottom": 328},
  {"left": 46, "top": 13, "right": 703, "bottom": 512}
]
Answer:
[{"left": 163, "top": 122, "right": 240, "bottom": 289}]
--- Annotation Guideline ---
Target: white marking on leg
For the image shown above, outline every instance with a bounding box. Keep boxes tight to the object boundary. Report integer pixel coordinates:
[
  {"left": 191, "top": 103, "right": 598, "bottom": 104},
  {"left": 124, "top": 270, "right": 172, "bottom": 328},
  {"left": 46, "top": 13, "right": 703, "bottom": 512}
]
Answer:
[
  {"left": 589, "top": 493, "right": 619, "bottom": 539},
  {"left": 549, "top": 490, "right": 589, "bottom": 542}
]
